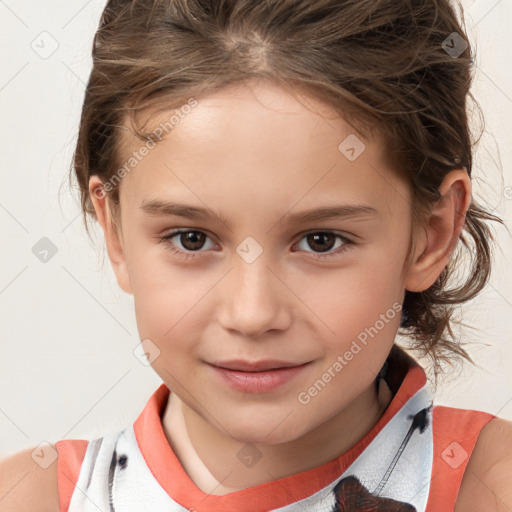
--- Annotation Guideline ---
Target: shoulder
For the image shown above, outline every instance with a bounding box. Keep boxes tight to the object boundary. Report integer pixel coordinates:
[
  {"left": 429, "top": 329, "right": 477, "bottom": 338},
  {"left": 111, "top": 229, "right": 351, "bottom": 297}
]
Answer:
[
  {"left": 0, "top": 445, "right": 60, "bottom": 512},
  {"left": 455, "top": 416, "right": 512, "bottom": 511}
]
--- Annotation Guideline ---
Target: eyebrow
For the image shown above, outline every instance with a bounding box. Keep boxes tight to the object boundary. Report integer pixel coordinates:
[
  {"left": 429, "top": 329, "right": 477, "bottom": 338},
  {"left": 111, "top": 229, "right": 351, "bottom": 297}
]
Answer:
[{"left": 140, "top": 199, "right": 378, "bottom": 226}]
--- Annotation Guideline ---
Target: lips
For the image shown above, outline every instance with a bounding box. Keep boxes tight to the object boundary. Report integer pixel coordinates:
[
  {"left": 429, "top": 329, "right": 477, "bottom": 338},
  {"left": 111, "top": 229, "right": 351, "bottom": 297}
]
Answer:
[
  {"left": 209, "top": 359, "right": 307, "bottom": 372},
  {"left": 208, "top": 360, "right": 311, "bottom": 393}
]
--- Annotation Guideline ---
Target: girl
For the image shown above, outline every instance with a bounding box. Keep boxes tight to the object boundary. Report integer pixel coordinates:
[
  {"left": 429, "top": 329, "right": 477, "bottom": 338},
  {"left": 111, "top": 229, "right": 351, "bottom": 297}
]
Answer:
[{"left": 1, "top": 0, "right": 511, "bottom": 510}]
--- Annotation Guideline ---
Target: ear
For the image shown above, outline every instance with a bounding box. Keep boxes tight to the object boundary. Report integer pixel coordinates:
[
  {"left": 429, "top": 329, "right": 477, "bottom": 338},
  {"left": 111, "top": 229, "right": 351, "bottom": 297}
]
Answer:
[
  {"left": 405, "top": 168, "right": 472, "bottom": 292},
  {"left": 88, "top": 176, "right": 133, "bottom": 295}
]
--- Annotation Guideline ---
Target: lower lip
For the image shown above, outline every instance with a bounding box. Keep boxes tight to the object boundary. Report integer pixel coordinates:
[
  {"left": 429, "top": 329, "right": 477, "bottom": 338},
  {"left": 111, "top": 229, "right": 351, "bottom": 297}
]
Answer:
[{"left": 210, "top": 364, "right": 309, "bottom": 393}]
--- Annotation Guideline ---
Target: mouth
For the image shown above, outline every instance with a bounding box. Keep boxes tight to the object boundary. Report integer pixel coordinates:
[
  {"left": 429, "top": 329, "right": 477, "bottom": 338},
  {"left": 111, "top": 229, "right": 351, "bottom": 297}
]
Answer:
[
  {"left": 208, "top": 360, "right": 311, "bottom": 393},
  {"left": 209, "top": 359, "right": 309, "bottom": 372}
]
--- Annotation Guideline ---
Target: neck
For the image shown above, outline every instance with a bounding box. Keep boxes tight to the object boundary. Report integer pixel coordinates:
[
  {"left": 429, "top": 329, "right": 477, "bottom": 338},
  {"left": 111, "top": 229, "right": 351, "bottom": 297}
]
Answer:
[{"left": 162, "top": 377, "right": 393, "bottom": 495}]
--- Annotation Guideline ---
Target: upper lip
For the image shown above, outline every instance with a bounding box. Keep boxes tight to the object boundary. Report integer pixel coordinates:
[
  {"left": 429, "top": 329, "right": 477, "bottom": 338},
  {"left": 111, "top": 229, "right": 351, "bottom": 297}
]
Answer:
[{"left": 209, "top": 359, "right": 309, "bottom": 372}]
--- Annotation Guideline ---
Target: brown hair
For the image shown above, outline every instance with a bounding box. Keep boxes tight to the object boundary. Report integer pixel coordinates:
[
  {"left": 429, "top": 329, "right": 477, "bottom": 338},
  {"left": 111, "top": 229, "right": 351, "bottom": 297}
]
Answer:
[{"left": 69, "top": 0, "right": 504, "bottom": 385}]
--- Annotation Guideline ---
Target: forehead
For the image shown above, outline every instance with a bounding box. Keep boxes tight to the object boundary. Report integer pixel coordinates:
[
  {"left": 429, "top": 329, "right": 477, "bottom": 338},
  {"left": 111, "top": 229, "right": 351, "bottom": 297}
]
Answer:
[
  {"left": 119, "top": 80, "right": 380, "bottom": 156},
  {"left": 115, "top": 80, "right": 408, "bottom": 216}
]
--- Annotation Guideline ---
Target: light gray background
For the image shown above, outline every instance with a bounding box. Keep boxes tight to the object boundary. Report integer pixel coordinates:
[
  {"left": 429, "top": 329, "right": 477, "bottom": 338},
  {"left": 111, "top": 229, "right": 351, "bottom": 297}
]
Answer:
[{"left": 1, "top": 0, "right": 511, "bottom": 459}]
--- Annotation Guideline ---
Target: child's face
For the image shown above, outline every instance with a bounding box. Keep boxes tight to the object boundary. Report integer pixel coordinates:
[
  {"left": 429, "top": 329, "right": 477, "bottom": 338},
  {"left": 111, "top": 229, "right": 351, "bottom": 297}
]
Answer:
[{"left": 105, "top": 80, "right": 417, "bottom": 444}]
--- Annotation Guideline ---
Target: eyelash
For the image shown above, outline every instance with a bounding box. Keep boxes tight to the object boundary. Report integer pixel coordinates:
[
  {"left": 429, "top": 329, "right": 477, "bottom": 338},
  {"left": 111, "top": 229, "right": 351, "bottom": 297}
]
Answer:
[{"left": 158, "top": 229, "right": 355, "bottom": 261}]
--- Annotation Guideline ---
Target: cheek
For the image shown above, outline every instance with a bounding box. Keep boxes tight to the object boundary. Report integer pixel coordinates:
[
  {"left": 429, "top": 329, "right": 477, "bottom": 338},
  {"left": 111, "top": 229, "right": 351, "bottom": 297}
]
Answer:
[
  {"left": 128, "top": 245, "right": 190, "bottom": 319},
  {"left": 129, "top": 252, "right": 220, "bottom": 367},
  {"left": 292, "top": 264, "right": 403, "bottom": 370},
  {"left": 298, "top": 261, "right": 404, "bottom": 323}
]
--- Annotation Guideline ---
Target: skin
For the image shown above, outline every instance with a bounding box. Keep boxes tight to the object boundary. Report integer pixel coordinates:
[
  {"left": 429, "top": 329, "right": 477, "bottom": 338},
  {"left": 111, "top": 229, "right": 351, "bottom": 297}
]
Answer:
[{"left": 88, "top": 78, "right": 472, "bottom": 494}]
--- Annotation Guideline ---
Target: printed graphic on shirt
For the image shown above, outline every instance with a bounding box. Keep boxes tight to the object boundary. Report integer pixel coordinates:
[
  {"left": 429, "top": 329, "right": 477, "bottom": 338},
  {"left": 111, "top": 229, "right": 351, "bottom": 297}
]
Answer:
[
  {"left": 330, "top": 405, "right": 431, "bottom": 512},
  {"left": 333, "top": 476, "right": 415, "bottom": 511}
]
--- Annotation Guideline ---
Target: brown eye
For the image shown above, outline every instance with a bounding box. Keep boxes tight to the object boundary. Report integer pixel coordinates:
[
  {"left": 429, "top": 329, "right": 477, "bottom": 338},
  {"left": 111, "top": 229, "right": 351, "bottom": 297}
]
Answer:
[
  {"left": 159, "top": 229, "right": 216, "bottom": 259},
  {"left": 305, "top": 232, "right": 336, "bottom": 253},
  {"left": 294, "top": 231, "right": 353, "bottom": 259},
  {"left": 178, "top": 231, "right": 207, "bottom": 251}
]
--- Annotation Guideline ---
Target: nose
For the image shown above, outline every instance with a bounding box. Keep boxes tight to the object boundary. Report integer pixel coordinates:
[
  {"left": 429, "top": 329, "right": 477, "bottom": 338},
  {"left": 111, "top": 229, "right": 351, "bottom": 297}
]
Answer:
[{"left": 217, "top": 254, "right": 292, "bottom": 339}]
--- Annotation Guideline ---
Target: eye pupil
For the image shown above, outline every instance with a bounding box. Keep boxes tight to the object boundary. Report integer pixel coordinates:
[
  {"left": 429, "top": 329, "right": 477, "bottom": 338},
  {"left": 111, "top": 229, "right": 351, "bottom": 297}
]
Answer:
[
  {"left": 307, "top": 232, "right": 335, "bottom": 253},
  {"left": 181, "top": 231, "right": 205, "bottom": 250}
]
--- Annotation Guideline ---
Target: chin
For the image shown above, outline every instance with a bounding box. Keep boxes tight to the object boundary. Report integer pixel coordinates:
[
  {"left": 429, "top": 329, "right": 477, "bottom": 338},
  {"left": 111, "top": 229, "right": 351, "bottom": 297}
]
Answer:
[{"left": 224, "top": 410, "right": 307, "bottom": 446}]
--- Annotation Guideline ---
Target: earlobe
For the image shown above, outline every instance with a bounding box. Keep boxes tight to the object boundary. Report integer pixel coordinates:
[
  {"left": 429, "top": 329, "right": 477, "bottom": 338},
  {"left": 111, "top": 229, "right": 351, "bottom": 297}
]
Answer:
[
  {"left": 405, "top": 169, "right": 472, "bottom": 293},
  {"left": 88, "top": 176, "right": 133, "bottom": 295}
]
